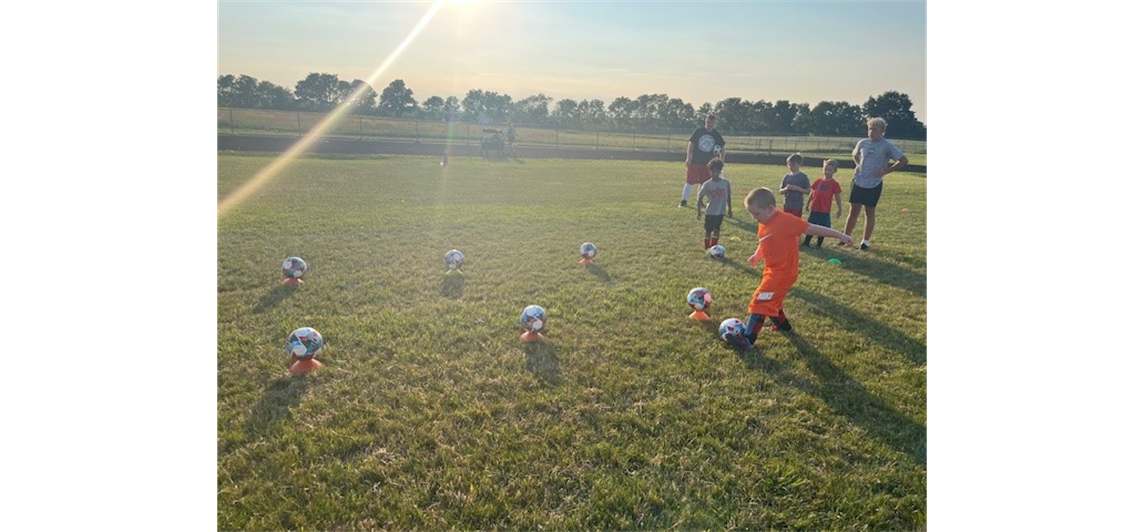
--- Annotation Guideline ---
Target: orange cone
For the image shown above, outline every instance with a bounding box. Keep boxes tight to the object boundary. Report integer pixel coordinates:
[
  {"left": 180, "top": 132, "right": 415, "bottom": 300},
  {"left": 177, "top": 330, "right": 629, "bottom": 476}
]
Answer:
[
  {"left": 520, "top": 331, "right": 546, "bottom": 342},
  {"left": 289, "top": 357, "right": 323, "bottom": 374},
  {"left": 283, "top": 277, "right": 303, "bottom": 285},
  {"left": 579, "top": 257, "right": 594, "bottom": 264},
  {"left": 689, "top": 310, "right": 711, "bottom": 321}
]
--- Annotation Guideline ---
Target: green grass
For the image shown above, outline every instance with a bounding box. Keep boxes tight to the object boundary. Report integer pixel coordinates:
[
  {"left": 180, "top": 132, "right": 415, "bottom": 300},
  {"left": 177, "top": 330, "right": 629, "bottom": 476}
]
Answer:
[{"left": 218, "top": 153, "right": 926, "bottom": 530}]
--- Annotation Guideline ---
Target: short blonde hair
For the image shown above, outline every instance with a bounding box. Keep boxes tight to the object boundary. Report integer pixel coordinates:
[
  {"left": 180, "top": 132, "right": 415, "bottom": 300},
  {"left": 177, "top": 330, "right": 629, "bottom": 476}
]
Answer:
[
  {"left": 744, "top": 187, "right": 776, "bottom": 210},
  {"left": 824, "top": 159, "right": 839, "bottom": 170},
  {"left": 867, "top": 117, "right": 888, "bottom": 130}
]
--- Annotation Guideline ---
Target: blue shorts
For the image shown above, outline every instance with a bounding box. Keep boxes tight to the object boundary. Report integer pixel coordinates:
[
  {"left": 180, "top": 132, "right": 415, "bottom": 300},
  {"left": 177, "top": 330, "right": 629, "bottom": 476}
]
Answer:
[{"left": 807, "top": 211, "right": 831, "bottom": 227}]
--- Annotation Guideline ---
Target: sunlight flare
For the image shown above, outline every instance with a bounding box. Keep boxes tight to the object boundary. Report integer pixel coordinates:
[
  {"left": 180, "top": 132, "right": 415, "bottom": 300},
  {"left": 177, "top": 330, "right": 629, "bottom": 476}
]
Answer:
[{"left": 218, "top": 1, "right": 447, "bottom": 217}]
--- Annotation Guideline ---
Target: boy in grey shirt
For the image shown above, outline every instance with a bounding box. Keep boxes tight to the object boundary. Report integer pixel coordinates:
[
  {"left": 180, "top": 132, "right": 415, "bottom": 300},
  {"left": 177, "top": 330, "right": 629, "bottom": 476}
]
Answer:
[
  {"left": 780, "top": 153, "right": 811, "bottom": 217},
  {"left": 696, "top": 159, "right": 734, "bottom": 251},
  {"left": 844, "top": 117, "right": 909, "bottom": 250}
]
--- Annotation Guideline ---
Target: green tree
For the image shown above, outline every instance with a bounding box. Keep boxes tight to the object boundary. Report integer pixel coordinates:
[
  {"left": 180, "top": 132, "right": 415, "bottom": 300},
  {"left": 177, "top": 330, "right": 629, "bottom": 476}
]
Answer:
[
  {"left": 345, "top": 79, "right": 378, "bottom": 114},
  {"left": 551, "top": 98, "right": 580, "bottom": 127},
  {"left": 514, "top": 93, "right": 552, "bottom": 124},
  {"left": 608, "top": 96, "right": 637, "bottom": 129},
  {"left": 422, "top": 96, "right": 446, "bottom": 119},
  {"left": 255, "top": 81, "right": 294, "bottom": 110},
  {"left": 294, "top": 73, "right": 342, "bottom": 111},
  {"left": 379, "top": 79, "right": 417, "bottom": 117},
  {"left": 862, "top": 91, "right": 926, "bottom": 140}
]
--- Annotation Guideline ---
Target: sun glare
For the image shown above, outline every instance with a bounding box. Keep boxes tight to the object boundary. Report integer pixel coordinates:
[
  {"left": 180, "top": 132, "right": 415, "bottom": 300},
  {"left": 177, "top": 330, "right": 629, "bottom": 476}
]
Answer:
[{"left": 218, "top": 1, "right": 448, "bottom": 218}]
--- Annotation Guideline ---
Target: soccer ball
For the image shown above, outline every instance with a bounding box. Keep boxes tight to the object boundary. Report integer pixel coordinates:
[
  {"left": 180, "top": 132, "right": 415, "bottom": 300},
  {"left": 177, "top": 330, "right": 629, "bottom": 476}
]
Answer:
[
  {"left": 687, "top": 287, "right": 712, "bottom": 312},
  {"left": 707, "top": 245, "right": 726, "bottom": 259},
  {"left": 444, "top": 249, "right": 464, "bottom": 270},
  {"left": 520, "top": 304, "right": 548, "bottom": 333},
  {"left": 718, "top": 318, "right": 747, "bottom": 342},
  {"left": 580, "top": 242, "right": 597, "bottom": 259},
  {"left": 287, "top": 327, "right": 324, "bottom": 358},
  {"left": 282, "top": 256, "right": 307, "bottom": 278}
]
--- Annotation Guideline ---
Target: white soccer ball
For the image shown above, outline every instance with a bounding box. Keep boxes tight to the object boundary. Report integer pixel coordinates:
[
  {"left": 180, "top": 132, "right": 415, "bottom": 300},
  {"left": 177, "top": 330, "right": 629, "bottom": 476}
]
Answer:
[
  {"left": 520, "top": 304, "right": 548, "bottom": 333},
  {"left": 580, "top": 242, "right": 597, "bottom": 259},
  {"left": 707, "top": 245, "right": 726, "bottom": 259},
  {"left": 444, "top": 249, "right": 464, "bottom": 270},
  {"left": 282, "top": 256, "right": 307, "bottom": 278},
  {"left": 687, "top": 287, "right": 712, "bottom": 312},
  {"left": 287, "top": 327, "right": 324, "bottom": 358},
  {"left": 718, "top": 318, "right": 747, "bottom": 342}
]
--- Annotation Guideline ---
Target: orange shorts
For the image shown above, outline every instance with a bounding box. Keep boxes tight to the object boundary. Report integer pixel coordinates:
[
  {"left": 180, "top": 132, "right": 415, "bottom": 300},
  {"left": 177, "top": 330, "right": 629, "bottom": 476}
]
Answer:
[
  {"left": 686, "top": 163, "right": 712, "bottom": 185},
  {"left": 747, "top": 276, "right": 795, "bottom": 317}
]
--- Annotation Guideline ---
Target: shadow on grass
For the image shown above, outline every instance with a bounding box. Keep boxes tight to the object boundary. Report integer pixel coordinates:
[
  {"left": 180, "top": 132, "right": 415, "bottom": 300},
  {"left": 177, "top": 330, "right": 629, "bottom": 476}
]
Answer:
[
  {"left": 724, "top": 216, "right": 757, "bottom": 234},
  {"left": 790, "top": 287, "right": 926, "bottom": 365},
  {"left": 786, "top": 334, "right": 927, "bottom": 467},
  {"left": 713, "top": 256, "right": 759, "bottom": 279},
  {"left": 441, "top": 272, "right": 466, "bottom": 299},
  {"left": 252, "top": 283, "right": 298, "bottom": 314},
  {"left": 800, "top": 245, "right": 926, "bottom": 298},
  {"left": 524, "top": 340, "right": 562, "bottom": 385},
  {"left": 585, "top": 263, "right": 612, "bottom": 284},
  {"left": 243, "top": 374, "right": 309, "bottom": 439}
]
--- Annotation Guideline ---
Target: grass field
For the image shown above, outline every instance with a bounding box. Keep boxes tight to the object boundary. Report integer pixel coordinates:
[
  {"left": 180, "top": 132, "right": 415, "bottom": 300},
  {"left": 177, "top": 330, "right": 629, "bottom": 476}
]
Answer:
[{"left": 217, "top": 153, "right": 927, "bottom": 530}]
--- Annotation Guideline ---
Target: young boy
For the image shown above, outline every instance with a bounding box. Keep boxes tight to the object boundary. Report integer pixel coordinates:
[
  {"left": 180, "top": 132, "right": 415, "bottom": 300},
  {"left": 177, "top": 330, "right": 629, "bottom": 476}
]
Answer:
[
  {"left": 732, "top": 187, "right": 852, "bottom": 349},
  {"left": 844, "top": 117, "right": 909, "bottom": 250},
  {"left": 779, "top": 153, "right": 811, "bottom": 217},
  {"left": 802, "top": 159, "right": 844, "bottom": 248},
  {"left": 696, "top": 159, "right": 733, "bottom": 250}
]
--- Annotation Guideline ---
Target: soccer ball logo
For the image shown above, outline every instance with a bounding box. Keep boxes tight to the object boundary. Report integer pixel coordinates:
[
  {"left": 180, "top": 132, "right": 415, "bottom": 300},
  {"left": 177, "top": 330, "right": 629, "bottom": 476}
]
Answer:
[
  {"left": 718, "top": 318, "right": 747, "bottom": 341},
  {"left": 580, "top": 242, "right": 597, "bottom": 259},
  {"left": 707, "top": 245, "right": 726, "bottom": 259},
  {"left": 287, "top": 327, "right": 324, "bottom": 358},
  {"left": 687, "top": 287, "right": 712, "bottom": 312},
  {"left": 282, "top": 256, "right": 307, "bottom": 278},
  {"left": 520, "top": 305, "right": 548, "bottom": 333},
  {"left": 444, "top": 249, "right": 464, "bottom": 270}
]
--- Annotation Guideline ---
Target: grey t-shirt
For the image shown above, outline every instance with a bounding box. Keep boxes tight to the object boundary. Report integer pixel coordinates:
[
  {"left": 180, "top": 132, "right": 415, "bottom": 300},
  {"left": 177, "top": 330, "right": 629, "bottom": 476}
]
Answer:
[
  {"left": 781, "top": 171, "right": 811, "bottom": 210},
  {"left": 853, "top": 138, "right": 905, "bottom": 188},
  {"left": 697, "top": 177, "right": 732, "bottom": 215}
]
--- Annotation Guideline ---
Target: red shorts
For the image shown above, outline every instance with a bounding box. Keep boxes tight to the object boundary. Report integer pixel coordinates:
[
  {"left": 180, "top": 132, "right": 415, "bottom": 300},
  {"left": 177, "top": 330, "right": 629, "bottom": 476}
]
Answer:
[{"left": 686, "top": 163, "right": 712, "bottom": 185}]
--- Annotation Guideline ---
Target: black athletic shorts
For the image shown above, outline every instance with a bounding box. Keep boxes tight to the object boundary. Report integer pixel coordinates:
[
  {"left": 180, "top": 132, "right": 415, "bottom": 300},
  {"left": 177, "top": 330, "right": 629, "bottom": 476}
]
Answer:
[
  {"left": 704, "top": 214, "right": 725, "bottom": 233},
  {"left": 849, "top": 182, "right": 883, "bottom": 207}
]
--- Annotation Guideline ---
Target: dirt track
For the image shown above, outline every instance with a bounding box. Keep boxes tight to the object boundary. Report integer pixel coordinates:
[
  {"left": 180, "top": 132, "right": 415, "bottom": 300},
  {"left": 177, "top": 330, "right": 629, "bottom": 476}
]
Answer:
[{"left": 218, "top": 134, "right": 926, "bottom": 173}]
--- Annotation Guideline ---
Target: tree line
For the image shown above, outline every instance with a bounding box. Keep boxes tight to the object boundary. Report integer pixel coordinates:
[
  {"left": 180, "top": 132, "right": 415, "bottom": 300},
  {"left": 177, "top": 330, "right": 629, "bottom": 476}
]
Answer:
[{"left": 218, "top": 73, "right": 926, "bottom": 140}]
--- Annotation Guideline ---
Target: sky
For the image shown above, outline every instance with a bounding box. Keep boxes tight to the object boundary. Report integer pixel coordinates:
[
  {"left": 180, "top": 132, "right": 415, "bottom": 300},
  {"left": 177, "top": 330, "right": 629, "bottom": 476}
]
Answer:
[{"left": 218, "top": 0, "right": 927, "bottom": 123}]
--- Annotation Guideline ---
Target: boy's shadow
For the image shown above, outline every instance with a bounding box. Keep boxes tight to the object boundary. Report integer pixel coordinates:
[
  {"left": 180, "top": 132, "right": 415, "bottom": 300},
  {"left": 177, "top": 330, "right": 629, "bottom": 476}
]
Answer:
[
  {"left": 252, "top": 283, "right": 298, "bottom": 314},
  {"left": 523, "top": 341, "right": 562, "bottom": 385},
  {"left": 724, "top": 216, "right": 757, "bottom": 232},
  {"left": 801, "top": 246, "right": 927, "bottom": 298},
  {"left": 789, "top": 287, "right": 926, "bottom": 365},
  {"left": 585, "top": 263, "right": 612, "bottom": 284},
  {"left": 441, "top": 272, "right": 466, "bottom": 298},
  {"left": 242, "top": 374, "right": 309, "bottom": 440},
  {"left": 712, "top": 256, "right": 758, "bottom": 278},
  {"left": 786, "top": 334, "right": 927, "bottom": 466}
]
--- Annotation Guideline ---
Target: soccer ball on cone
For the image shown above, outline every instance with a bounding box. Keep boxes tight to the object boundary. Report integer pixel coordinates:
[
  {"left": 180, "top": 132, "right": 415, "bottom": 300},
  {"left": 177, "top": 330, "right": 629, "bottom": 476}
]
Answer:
[
  {"left": 580, "top": 242, "right": 597, "bottom": 260},
  {"left": 687, "top": 287, "right": 712, "bottom": 312},
  {"left": 287, "top": 327, "right": 324, "bottom": 359},
  {"left": 444, "top": 249, "right": 464, "bottom": 270},
  {"left": 520, "top": 305, "right": 548, "bottom": 333},
  {"left": 283, "top": 256, "right": 307, "bottom": 279}
]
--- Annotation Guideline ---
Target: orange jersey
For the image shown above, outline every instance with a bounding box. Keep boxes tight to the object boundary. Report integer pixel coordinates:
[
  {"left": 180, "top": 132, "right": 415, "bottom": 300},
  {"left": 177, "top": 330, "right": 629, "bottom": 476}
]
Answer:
[{"left": 749, "top": 211, "right": 809, "bottom": 316}]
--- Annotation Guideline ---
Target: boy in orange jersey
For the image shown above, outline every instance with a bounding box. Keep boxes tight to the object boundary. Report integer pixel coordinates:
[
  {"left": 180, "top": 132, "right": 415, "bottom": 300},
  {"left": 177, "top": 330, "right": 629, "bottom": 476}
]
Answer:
[{"left": 733, "top": 187, "right": 853, "bottom": 348}]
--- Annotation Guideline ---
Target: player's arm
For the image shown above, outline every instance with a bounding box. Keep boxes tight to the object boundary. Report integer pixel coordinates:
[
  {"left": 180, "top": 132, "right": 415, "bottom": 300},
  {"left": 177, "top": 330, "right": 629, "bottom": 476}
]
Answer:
[
  {"left": 834, "top": 191, "right": 843, "bottom": 217},
  {"left": 805, "top": 224, "right": 853, "bottom": 245},
  {"left": 726, "top": 183, "right": 733, "bottom": 218},
  {"left": 686, "top": 141, "right": 694, "bottom": 165}
]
